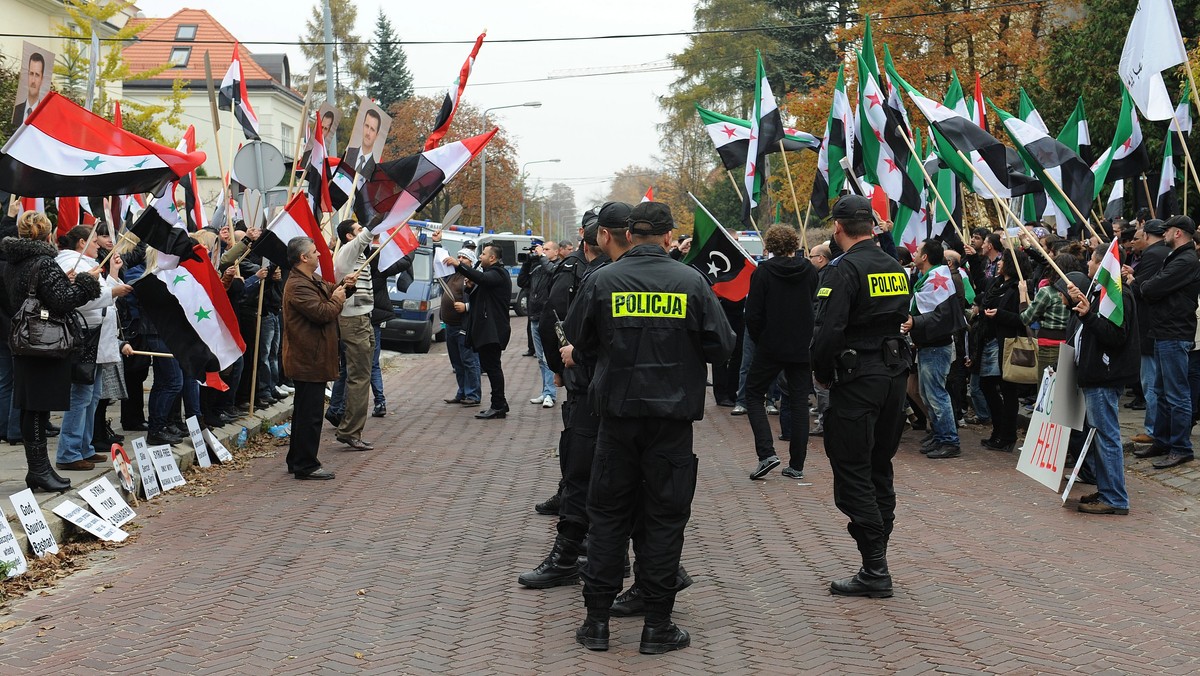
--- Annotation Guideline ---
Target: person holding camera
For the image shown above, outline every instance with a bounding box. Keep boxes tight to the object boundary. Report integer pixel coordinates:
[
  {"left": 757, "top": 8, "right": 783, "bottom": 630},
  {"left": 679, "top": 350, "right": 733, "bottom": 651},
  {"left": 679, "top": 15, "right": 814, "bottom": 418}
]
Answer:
[
  {"left": 518, "top": 240, "right": 561, "bottom": 408},
  {"left": 2, "top": 211, "right": 101, "bottom": 492}
]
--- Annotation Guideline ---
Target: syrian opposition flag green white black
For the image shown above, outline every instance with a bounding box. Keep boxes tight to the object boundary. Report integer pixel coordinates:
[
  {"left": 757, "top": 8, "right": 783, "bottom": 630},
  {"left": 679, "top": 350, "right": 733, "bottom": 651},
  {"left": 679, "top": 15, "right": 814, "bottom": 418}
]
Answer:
[
  {"left": 1172, "top": 82, "right": 1193, "bottom": 135},
  {"left": 856, "top": 21, "right": 906, "bottom": 206},
  {"left": 811, "top": 64, "right": 854, "bottom": 218},
  {"left": 1157, "top": 131, "right": 1179, "bottom": 219},
  {"left": 1119, "top": 0, "right": 1189, "bottom": 121},
  {"left": 944, "top": 71, "right": 972, "bottom": 120},
  {"left": 683, "top": 193, "right": 756, "bottom": 302},
  {"left": 881, "top": 46, "right": 929, "bottom": 254},
  {"left": 129, "top": 191, "right": 200, "bottom": 264},
  {"left": 1093, "top": 237, "right": 1125, "bottom": 326},
  {"left": 924, "top": 150, "right": 960, "bottom": 239},
  {"left": 253, "top": 191, "right": 335, "bottom": 282},
  {"left": 1090, "top": 85, "right": 1150, "bottom": 196},
  {"left": 364, "top": 128, "right": 497, "bottom": 235},
  {"left": 175, "top": 126, "right": 206, "bottom": 231},
  {"left": 910, "top": 264, "right": 956, "bottom": 315},
  {"left": 1104, "top": 180, "right": 1125, "bottom": 220},
  {"left": 993, "top": 103, "right": 1095, "bottom": 236},
  {"left": 131, "top": 244, "right": 245, "bottom": 390},
  {"left": 218, "top": 43, "right": 260, "bottom": 141},
  {"left": 1058, "top": 96, "right": 1092, "bottom": 162},
  {"left": 425, "top": 31, "right": 485, "bottom": 152},
  {"left": 696, "top": 105, "right": 819, "bottom": 171},
  {"left": 743, "top": 50, "right": 784, "bottom": 227},
  {"left": 0, "top": 92, "right": 205, "bottom": 198}
]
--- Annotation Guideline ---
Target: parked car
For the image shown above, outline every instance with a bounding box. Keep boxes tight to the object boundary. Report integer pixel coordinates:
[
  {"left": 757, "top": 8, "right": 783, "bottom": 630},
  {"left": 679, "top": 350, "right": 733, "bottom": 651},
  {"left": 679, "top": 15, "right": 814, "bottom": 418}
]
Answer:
[{"left": 379, "top": 246, "right": 444, "bottom": 353}]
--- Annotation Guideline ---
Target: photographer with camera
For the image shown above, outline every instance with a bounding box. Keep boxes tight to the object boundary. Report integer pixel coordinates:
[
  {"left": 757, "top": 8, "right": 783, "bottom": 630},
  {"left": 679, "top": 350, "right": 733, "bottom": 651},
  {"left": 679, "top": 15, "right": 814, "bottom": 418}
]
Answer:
[{"left": 518, "top": 239, "right": 562, "bottom": 408}]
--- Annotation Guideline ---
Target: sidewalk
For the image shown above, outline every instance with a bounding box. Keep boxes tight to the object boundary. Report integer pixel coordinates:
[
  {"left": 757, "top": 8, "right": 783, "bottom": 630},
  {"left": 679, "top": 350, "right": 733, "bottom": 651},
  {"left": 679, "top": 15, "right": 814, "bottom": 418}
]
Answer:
[{"left": 0, "top": 318, "right": 1196, "bottom": 673}]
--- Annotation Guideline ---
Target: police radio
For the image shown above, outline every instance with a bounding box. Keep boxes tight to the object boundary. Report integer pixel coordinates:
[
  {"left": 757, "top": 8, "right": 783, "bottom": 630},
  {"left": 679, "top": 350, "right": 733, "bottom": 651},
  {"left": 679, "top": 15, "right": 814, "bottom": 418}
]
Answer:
[{"left": 552, "top": 310, "right": 570, "bottom": 348}]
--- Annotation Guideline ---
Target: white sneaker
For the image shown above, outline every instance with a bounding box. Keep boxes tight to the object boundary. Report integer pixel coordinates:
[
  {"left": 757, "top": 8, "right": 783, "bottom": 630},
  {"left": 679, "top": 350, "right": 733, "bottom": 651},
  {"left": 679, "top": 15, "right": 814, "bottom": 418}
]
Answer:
[
  {"left": 530, "top": 397, "right": 544, "bottom": 404},
  {"left": 278, "top": 384, "right": 295, "bottom": 394},
  {"left": 542, "top": 396, "right": 554, "bottom": 408}
]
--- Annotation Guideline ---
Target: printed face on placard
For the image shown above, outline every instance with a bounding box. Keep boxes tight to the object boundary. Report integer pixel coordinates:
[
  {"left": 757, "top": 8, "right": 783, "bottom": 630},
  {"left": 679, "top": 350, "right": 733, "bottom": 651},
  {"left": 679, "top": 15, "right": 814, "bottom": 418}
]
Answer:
[
  {"left": 12, "top": 42, "right": 54, "bottom": 127},
  {"left": 345, "top": 97, "right": 392, "bottom": 164},
  {"left": 312, "top": 102, "right": 342, "bottom": 153}
]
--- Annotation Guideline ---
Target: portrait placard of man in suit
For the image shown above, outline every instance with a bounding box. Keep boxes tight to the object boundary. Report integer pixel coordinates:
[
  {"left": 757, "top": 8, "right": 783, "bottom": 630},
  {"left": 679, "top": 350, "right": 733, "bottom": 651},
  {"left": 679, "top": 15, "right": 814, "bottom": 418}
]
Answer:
[{"left": 12, "top": 42, "right": 54, "bottom": 127}]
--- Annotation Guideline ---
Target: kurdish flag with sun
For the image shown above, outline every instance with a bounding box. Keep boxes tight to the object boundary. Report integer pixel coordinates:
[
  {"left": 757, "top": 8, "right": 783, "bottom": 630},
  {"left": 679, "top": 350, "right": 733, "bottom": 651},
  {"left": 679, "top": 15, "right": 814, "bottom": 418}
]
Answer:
[
  {"left": 1094, "top": 238, "right": 1124, "bottom": 326},
  {"left": 131, "top": 245, "right": 245, "bottom": 390}
]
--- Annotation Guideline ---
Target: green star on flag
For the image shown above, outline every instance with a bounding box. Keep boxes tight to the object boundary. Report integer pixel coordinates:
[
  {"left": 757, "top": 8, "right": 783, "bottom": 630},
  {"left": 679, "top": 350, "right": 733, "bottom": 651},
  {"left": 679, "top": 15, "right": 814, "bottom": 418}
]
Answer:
[
  {"left": 172, "top": 274, "right": 188, "bottom": 286},
  {"left": 131, "top": 158, "right": 149, "bottom": 169},
  {"left": 83, "top": 155, "right": 105, "bottom": 170},
  {"left": 194, "top": 307, "right": 212, "bottom": 322}
]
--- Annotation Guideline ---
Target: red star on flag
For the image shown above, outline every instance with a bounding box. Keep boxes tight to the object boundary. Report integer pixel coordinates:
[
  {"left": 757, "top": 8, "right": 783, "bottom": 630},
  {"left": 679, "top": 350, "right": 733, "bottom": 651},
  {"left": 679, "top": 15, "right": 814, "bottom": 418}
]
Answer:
[
  {"left": 867, "top": 92, "right": 883, "bottom": 108},
  {"left": 904, "top": 239, "right": 918, "bottom": 254},
  {"left": 930, "top": 271, "right": 950, "bottom": 291},
  {"left": 1121, "top": 137, "right": 1134, "bottom": 152},
  {"left": 747, "top": 162, "right": 756, "bottom": 177},
  {"left": 874, "top": 129, "right": 884, "bottom": 142},
  {"left": 749, "top": 132, "right": 757, "bottom": 141},
  {"left": 721, "top": 125, "right": 738, "bottom": 139},
  {"left": 785, "top": 128, "right": 798, "bottom": 136},
  {"left": 884, "top": 158, "right": 899, "bottom": 173}
]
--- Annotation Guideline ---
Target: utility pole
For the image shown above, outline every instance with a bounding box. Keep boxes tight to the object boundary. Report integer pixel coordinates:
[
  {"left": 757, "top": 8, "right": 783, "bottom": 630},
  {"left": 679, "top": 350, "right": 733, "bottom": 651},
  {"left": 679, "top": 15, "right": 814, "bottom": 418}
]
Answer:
[{"left": 322, "top": 0, "right": 337, "bottom": 155}]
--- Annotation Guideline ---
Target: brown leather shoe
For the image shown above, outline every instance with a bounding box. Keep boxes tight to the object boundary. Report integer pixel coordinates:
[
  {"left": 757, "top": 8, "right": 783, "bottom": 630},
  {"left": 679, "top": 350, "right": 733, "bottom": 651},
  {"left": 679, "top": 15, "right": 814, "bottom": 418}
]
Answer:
[
  {"left": 83, "top": 454, "right": 108, "bottom": 464},
  {"left": 1129, "top": 433, "right": 1153, "bottom": 444},
  {"left": 56, "top": 459, "right": 95, "bottom": 471}
]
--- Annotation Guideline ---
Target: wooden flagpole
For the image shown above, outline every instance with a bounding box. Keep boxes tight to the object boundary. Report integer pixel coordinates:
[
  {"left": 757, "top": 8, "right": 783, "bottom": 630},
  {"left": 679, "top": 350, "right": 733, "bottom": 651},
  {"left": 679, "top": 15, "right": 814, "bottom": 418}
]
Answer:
[
  {"left": 893, "top": 127, "right": 963, "bottom": 239},
  {"left": 957, "top": 150, "right": 1069, "bottom": 284},
  {"left": 776, "top": 140, "right": 806, "bottom": 243},
  {"left": 286, "top": 67, "right": 319, "bottom": 202},
  {"left": 1140, "top": 175, "right": 1157, "bottom": 219},
  {"left": 1170, "top": 109, "right": 1199, "bottom": 214},
  {"left": 1038, "top": 169, "right": 1103, "bottom": 241},
  {"left": 247, "top": 267, "right": 268, "bottom": 416},
  {"left": 726, "top": 170, "right": 757, "bottom": 231},
  {"left": 203, "top": 52, "right": 228, "bottom": 222}
]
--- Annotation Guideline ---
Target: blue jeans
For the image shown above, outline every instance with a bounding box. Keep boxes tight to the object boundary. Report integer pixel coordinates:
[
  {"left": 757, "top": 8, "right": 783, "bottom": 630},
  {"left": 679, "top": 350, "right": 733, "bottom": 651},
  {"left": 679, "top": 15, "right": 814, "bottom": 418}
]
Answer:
[
  {"left": 256, "top": 313, "right": 279, "bottom": 395},
  {"left": 736, "top": 330, "right": 755, "bottom": 407},
  {"left": 445, "top": 326, "right": 481, "bottom": 402},
  {"left": 968, "top": 373, "right": 991, "bottom": 421},
  {"left": 0, "top": 342, "right": 22, "bottom": 440},
  {"left": 328, "top": 340, "right": 347, "bottom": 417},
  {"left": 57, "top": 378, "right": 102, "bottom": 463},
  {"left": 1153, "top": 340, "right": 1193, "bottom": 456},
  {"left": 182, "top": 377, "right": 200, "bottom": 419},
  {"left": 1082, "top": 386, "right": 1128, "bottom": 509},
  {"left": 147, "top": 336, "right": 183, "bottom": 433},
  {"left": 1189, "top": 350, "right": 1200, "bottom": 421},
  {"left": 918, "top": 345, "right": 959, "bottom": 445},
  {"left": 528, "top": 318, "right": 556, "bottom": 400},
  {"left": 1140, "top": 353, "right": 1158, "bottom": 436},
  {"left": 371, "top": 325, "right": 385, "bottom": 406}
]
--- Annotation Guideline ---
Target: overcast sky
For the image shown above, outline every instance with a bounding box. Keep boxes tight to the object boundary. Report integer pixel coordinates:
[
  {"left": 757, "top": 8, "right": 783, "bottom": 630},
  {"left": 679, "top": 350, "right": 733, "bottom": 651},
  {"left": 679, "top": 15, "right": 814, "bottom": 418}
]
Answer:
[{"left": 136, "top": 0, "right": 697, "bottom": 209}]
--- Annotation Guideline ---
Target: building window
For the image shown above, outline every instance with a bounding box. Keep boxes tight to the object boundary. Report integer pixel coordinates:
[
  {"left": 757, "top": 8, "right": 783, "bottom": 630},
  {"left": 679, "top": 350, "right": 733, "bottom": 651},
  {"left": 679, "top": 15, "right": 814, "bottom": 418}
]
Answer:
[
  {"left": 169, "top": 47, "right": 191, "bottom": 68},
  {"left": 281, "top": 124, "right": 295, "bottom": 158},
  {"left": 175, "top": 25, "right": 197, "bottom": 41}
]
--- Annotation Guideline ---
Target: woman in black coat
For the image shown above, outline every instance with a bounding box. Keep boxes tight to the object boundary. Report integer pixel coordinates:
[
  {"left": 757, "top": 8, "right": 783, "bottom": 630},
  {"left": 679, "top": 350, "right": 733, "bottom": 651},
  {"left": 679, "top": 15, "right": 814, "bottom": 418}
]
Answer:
[
  {"left": 1, "top": 211, "right": 101, "bottom": 491},
  {"left": 977, "top": 248, "right": 1034, "bottom": 451}
]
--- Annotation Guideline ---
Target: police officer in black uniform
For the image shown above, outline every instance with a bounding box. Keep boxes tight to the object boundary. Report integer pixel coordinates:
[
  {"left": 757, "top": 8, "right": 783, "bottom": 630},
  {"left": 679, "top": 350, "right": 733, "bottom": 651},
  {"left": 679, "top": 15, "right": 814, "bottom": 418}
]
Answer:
[
  {"left": 562, "top": 201, "right": 735, "bottom": 654},
  {"left": 518, "top": 207, "right": 610, "bottom": 588},
  {"left": 811, "top": 194, "right": 912, "bottom": 599}
]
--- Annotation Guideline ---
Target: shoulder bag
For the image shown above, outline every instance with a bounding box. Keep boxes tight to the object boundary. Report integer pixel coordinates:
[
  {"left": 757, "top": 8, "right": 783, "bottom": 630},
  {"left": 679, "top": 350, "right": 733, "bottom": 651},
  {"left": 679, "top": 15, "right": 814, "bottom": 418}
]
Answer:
[{"left": 9, "top": 260, "right": 78, "bottom": 359}]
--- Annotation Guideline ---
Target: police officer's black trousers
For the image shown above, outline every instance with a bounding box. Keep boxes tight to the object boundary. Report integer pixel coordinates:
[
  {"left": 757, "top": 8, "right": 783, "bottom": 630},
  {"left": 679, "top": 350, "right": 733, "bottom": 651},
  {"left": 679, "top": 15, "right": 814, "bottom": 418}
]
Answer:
[
  {"left": 583, "top": 417, "right": 696, "bottom": 620},
  {"left": 556, "top": 393, "right": 599, "bottom": 544},
  {"left": 824, "top": 370, "right": 906, "bottom": 559}
]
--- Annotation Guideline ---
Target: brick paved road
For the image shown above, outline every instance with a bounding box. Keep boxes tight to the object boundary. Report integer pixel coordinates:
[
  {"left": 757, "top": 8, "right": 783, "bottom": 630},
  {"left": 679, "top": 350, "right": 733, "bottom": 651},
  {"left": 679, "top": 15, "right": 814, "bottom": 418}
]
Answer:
[{"left": 1, "top": 317, "right": 1198, "bottom": 674}]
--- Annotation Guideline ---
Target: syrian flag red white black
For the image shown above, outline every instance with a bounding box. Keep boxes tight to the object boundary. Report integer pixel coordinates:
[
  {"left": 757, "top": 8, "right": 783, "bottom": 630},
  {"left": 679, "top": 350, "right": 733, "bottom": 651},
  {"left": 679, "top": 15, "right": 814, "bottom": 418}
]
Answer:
[
  {"left": 129, "top": 190, "right": 200, "bottom": 263},
  {"left": 131, "top": 244, "right": 246, "bottom": 390},
  {"left": 19, "top": 197, "right": 44, "bottom": 213},
  {"left": 425, "top": 32, "right": 485, "bottom": 152},
  {"left": 254, "top": 191, "right": 335, "bottom": 282},
  {"left": 682, "top": 193, "right": 756, "bottom": 301},
  {"left": 971, "top": 73, "right": 987, "bottom": 130},
  {"left": 305, "top": 117, "right": 332, "bottom": 215},
  {"left": 641, "top": 187, "right": 654, "bottom": 203},
  {"left": 218, "top": 43, "right": 260, "bottom": 141},
  {"left": 55, "top": 195, "right": 96, "bottom": 236},
  {"left": 376, "top": 223, "right": 420, "bottom": 273},
  {"left": 0, "top": 92, "right": 205, "bottom": 198},
  {"left": 175, "top": 126, "right": 207, "bottom": 231},
  {"left": 327, "top": 158, "right": 355, "bottom": 212},
  {"left": 363, "top": 128, "right": 497, "bottom": 232}
]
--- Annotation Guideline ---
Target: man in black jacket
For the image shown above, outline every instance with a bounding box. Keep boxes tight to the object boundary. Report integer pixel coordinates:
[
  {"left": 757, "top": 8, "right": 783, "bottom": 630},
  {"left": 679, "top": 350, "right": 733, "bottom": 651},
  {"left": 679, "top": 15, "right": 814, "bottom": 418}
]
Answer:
[
  {"left": 1063, "top": 264, "right": 1139, "bottom": 515},
  {"left": 518, "top": 240, "right": 561, "bottom": 408},
  {"left": 443, "top": 243, "right": 512, "bottom": 419},
  {"left": 744, "top": 224, "right": 817, "bottom": 480},
  {"left": 1125, "top": 220, "right": 1169, "bottom": 442},
  {"left": 562, "top": 201, "right": 735, "bottom": 655},
  {"left": 1130, "top": 216, "right": 1200, "bottom": 469}
]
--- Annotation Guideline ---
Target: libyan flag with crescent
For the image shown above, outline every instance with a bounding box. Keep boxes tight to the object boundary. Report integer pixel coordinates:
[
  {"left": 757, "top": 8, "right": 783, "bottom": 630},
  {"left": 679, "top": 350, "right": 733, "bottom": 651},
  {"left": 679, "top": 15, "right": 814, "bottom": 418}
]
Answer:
[{"left": 681, "top": 200, "right": 757, "bottom": 302}]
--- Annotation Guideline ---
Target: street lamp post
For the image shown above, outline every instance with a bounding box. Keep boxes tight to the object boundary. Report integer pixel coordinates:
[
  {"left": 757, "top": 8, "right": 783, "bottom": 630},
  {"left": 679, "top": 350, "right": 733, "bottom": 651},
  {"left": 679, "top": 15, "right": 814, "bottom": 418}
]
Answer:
[
  {"left": 520, "top": 158, "right": 560, "bottom": 236},
  {"left": 481, "top": 101, "right": 541, "bottom": 230}
]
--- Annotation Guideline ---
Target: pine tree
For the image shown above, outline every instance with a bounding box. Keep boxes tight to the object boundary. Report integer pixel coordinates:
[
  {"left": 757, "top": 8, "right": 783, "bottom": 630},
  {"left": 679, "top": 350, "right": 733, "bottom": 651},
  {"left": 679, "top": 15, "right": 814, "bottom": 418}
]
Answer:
[{"left": 367, "top": 10, "right": 414, "bottom": 110}]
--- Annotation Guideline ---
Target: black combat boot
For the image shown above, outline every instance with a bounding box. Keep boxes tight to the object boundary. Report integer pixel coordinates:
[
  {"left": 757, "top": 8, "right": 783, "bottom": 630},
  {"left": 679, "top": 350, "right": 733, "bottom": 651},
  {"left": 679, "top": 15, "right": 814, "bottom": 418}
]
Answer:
[
  {"left": 575, "top": 609, "right": 610, "bottom": 651},
  {"left": 639, "top": 623, "right": 690, "bottom": 655},
  {"left": 829, "top": 554, "right": 893, "bottom": 598},
  {"left": 534, "top": 492, "right": 561, "bottom": 515},
  {"left": 612, "top": 564, "right": 693, "bottom": 616},
  {"left": 518, "top": 536, "right": 580, "bottom": 589}
]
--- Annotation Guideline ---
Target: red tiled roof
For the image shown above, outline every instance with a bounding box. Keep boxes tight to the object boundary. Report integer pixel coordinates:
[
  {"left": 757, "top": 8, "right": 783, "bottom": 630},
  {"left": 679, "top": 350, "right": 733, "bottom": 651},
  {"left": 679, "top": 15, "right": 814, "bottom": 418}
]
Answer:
[{"left": 122, "top": 8, "right": 274, "bottom": 83}]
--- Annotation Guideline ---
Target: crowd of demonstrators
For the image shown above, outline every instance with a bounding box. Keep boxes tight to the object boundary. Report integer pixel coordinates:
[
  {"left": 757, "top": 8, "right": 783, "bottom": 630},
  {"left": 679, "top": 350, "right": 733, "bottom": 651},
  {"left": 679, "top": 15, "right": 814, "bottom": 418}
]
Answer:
[{"left": 0, "top": 195, "right": 433, "bottom": 488}]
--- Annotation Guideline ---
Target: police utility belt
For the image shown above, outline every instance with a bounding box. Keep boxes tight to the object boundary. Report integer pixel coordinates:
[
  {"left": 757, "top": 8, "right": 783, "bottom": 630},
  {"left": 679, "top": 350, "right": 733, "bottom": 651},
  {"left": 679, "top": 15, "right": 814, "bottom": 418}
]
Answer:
[{"left": 834, "top": 335, "right": 912, "bottom": 383}]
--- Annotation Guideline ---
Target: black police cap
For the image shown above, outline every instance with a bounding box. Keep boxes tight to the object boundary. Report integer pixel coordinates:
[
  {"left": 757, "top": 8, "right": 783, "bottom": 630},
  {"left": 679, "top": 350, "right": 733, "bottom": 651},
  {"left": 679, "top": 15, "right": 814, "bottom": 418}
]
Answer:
[
  {"left": 627, "top": 201, "right": 675, "bottom": 235},
  {"left": 596, "top": 202, "right": 633, "bottom": 229},
  {"left": 830, "top": 194, "right": 876, "bottom": 222}
]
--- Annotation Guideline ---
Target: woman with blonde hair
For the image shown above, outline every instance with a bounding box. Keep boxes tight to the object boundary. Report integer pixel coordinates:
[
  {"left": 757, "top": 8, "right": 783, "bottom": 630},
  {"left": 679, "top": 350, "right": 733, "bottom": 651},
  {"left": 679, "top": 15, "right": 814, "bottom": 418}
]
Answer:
[{"left": 0, "top": 211, "right": 101, "bottom": 491}]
